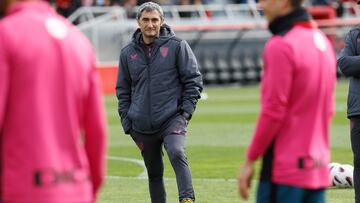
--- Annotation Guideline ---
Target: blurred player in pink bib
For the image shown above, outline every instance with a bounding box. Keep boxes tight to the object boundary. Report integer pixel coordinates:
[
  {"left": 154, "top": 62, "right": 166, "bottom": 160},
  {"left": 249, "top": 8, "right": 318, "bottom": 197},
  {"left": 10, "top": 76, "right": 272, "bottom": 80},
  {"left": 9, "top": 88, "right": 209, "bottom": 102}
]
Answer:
[
  {"left": 0, "top": 0, "right": 107, "bottom": 202},
  {"left": 237, "top": 0, "right": 337, "bottom": 201}
]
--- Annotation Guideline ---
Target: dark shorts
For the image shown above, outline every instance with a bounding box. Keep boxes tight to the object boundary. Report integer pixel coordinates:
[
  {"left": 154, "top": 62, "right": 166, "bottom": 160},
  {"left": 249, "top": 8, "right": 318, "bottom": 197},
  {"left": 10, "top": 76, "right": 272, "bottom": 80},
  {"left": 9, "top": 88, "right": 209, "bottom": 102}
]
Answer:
[{"left": 257, "top": 180, "right": 326, "bottom": 203}]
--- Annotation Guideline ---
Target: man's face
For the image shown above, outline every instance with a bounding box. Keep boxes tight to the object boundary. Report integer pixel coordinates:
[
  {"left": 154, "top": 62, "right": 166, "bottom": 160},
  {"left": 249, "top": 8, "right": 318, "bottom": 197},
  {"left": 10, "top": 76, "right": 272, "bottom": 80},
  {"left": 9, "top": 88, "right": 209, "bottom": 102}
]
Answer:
[
  {"left": 137, "top": 10, "right": 164, "bottom": 40},
  {"left": 259, "top": 0, "right": 284, "bottom": 23}
]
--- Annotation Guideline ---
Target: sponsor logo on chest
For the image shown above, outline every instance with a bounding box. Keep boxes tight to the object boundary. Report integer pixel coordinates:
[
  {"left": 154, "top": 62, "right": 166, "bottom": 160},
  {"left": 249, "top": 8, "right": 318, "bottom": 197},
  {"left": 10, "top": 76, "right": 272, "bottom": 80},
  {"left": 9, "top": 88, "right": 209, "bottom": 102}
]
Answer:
[{"left": 130, "top": 53, "right": 138, "bottom": 61}]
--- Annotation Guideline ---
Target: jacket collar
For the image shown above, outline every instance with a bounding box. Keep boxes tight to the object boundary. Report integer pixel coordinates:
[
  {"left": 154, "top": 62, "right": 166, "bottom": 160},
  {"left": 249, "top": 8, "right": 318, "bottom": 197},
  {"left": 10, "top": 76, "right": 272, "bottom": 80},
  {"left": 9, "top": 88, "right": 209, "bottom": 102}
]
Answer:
[
  {"left": 269, "top": 7, "right": 312, "bottom": 35},
  {"left": 6, "top": 1, "right": 53, "bottom": 16}
]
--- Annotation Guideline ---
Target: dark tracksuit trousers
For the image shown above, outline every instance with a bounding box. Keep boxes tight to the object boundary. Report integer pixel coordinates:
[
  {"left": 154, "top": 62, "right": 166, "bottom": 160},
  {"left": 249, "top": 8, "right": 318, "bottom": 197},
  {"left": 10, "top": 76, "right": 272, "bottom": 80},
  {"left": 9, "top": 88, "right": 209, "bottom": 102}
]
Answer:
[
  {"left": 130, "top": 115, "right": 195, "bottom": 203},
  {"left": 351, "top": 117, "right": 360, "bottom": 203}
]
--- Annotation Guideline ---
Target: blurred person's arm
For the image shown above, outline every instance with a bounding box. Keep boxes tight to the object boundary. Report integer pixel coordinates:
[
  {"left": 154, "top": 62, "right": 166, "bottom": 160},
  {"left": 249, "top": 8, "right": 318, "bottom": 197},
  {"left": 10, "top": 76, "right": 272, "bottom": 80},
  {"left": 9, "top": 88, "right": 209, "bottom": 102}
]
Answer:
[
  {"left": 84, "top": 58, "right": 108, "bottom": 199},
  {"left": 0, "top": 27, "right": 9, "bottom": 132},
  {"left": 337, "top": 29, "right": 360, "bottom": 77},
  {"left": 116, "top": 51, "right": 132, "bottom": 134},
  {"left": 238, "top": 38, "right": 292, "bottom": 199},
  {"left": 247, "top": 37, "right": 293, "bottom": 161},
  {"left": 177, "top": 40, "right": 203, "bottom": 120}
]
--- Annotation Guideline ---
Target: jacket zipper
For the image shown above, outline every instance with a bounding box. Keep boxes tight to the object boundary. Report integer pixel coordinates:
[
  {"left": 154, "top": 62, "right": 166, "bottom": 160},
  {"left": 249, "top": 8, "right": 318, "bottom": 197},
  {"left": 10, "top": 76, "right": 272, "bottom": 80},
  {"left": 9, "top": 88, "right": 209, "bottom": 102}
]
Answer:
[{"left": 146, "top": 46, "right": 154, "bottom": 129}]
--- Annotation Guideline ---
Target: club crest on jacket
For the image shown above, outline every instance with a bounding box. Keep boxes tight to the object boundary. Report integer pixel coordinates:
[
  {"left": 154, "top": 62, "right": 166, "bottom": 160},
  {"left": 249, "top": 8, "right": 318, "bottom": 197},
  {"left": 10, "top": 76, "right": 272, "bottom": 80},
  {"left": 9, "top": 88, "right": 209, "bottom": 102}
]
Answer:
[{"left": 160, "top": 47, "right": 168, "bottom": 57}]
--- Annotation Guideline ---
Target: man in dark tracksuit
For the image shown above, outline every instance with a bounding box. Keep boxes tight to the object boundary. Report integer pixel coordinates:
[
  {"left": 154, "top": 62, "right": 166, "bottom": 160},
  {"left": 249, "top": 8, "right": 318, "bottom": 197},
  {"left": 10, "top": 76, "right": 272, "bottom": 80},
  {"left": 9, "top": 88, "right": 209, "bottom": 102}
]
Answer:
[
  {"left": 115, "top": 2, "right": 203, "bottom": 203},
  {"left": 338, "top": 25, "right": 360, "bottom": 203}
]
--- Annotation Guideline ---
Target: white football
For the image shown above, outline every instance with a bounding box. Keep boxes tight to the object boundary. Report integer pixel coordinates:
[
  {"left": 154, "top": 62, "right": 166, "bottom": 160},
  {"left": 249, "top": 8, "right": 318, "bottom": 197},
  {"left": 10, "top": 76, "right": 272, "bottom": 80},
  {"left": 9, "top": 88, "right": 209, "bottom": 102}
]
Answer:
[
  {"left": 328, "top": 162, "right": 341, "bottom": 171},
  {"left": 329, "top": 163, "right": 353, "bottom": 188},
  {"left": 328, "top": 162, "right": 341, "bottom": 186}
]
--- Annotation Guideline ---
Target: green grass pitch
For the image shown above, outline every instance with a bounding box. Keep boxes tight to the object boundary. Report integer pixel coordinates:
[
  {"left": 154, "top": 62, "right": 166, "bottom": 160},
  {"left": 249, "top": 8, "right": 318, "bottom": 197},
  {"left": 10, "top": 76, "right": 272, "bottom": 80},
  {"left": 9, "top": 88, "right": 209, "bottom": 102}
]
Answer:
[{"left": 99, "top": 80, "right": 354, "bottom": 202}]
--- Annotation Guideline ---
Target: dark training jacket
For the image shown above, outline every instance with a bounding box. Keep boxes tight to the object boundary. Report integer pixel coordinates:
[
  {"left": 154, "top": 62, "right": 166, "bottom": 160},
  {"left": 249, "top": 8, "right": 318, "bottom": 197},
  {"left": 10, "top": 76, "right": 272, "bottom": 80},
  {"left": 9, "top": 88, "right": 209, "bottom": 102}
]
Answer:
[
  {"left": 338, "top": 25, "right": 360, "bottom": 118},
  {"left": 116, "top": 24, "right": 203, "bottom": 134}
]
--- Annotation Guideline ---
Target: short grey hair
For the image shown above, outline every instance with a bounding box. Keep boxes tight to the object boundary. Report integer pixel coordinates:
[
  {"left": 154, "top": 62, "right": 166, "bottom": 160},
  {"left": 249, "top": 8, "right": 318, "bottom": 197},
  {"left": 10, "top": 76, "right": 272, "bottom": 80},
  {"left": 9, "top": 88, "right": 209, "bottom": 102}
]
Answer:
[{"left": 136, "top": 2, "right": 164, "bottom": 20}]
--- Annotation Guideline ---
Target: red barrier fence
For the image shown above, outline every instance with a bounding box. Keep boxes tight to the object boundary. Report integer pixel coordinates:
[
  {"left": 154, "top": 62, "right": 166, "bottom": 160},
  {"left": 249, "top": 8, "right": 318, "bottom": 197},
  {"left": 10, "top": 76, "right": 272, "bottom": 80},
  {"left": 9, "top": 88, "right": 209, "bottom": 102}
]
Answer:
[{"left": 97, "top": 65, "right": 118, "bottom": 95}]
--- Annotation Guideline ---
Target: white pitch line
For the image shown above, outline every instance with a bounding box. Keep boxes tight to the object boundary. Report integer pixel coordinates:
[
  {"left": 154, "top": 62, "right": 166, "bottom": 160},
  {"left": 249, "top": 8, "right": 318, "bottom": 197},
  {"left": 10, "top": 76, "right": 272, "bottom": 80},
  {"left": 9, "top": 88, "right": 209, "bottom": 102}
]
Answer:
[
  {"left": 105, "top": 175, "right": 237, "bottom": 182},
  {"left": 107, "top": 156, "right": 147, "bottom": 178},
  {"left": 106, "top": 156, "right": 237, "bottom": 182}
]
